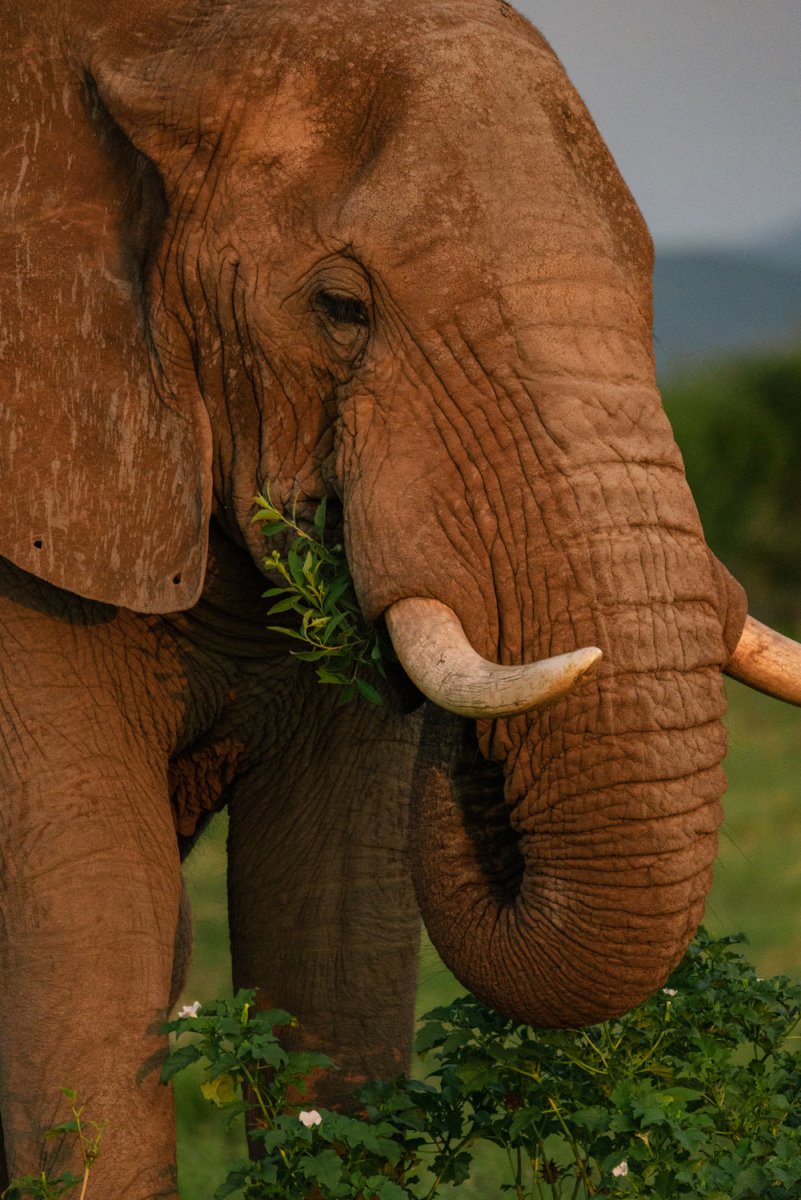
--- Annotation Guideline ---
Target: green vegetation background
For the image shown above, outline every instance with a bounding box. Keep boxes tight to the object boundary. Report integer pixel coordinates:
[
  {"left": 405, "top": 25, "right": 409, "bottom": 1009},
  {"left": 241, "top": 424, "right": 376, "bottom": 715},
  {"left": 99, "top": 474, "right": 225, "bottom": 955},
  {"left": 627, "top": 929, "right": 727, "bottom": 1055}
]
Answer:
[
  {"left": 664, "top": 351, "right": 801, "bottom": 631},
  {"left": 173, "top": 349, "right": 801, "bottom": 1196}
]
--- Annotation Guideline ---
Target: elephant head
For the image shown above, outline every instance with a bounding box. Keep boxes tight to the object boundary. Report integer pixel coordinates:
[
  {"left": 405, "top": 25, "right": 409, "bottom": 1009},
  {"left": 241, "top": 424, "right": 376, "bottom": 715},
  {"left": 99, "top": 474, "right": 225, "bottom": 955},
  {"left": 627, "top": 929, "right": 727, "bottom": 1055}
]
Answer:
[{"left": 3, "top": 0, "right": 799, "bottom": 1030}]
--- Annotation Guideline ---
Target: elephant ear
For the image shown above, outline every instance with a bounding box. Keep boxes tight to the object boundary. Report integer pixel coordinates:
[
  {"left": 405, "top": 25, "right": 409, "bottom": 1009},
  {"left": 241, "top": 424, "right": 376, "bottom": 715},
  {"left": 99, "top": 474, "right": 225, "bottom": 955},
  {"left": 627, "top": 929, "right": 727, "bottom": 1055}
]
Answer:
[{"left": 0, "top": 14, "right": 212, "bottom": 613}]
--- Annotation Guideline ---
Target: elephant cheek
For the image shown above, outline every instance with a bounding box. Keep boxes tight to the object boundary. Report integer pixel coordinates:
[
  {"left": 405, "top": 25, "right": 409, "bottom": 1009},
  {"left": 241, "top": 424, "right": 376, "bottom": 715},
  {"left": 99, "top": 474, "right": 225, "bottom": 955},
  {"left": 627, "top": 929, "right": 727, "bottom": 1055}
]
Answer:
[{"left": 409, "top": 708, "right": 726, "bottom": 1028}]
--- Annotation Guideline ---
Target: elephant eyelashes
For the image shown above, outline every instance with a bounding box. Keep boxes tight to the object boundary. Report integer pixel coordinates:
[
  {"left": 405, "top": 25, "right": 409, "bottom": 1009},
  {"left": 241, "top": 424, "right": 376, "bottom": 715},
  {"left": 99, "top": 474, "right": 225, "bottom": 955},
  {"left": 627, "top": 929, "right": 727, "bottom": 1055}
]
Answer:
[
  {"left": 314, "top": 291, "right": 370, "bottom": 327},
  {"left": 313, "top": 290, "right": 371, "bottom": 358}
]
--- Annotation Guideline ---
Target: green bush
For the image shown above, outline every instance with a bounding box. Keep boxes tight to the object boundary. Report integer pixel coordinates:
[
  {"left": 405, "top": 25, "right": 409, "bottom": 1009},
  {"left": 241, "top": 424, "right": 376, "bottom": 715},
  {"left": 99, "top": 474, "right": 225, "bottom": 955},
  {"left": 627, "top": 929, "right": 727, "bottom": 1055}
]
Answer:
[
  {"left": 663, "top": 351, "right": 801, "bottom": 631},
  {"left": 162, "top": 930, "right": 801, "bottom": 1199},
  {"left": 8, "top": 931, "right": 801, "bottom": 1198}
]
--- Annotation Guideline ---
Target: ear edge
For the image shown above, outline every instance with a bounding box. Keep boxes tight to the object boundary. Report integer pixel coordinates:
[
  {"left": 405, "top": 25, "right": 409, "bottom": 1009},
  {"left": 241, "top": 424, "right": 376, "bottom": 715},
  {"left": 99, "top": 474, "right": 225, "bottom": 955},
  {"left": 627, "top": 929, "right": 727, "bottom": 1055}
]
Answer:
[{"left": 5, "top": 531, "right": 210, "bottom": 615}]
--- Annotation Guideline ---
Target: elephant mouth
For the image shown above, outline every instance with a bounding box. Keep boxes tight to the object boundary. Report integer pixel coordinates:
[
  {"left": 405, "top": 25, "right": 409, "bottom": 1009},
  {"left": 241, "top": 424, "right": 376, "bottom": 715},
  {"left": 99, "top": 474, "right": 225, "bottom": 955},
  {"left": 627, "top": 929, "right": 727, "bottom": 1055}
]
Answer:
[{"left": 451, "top": 722, "right": 524, "bottom": 905}]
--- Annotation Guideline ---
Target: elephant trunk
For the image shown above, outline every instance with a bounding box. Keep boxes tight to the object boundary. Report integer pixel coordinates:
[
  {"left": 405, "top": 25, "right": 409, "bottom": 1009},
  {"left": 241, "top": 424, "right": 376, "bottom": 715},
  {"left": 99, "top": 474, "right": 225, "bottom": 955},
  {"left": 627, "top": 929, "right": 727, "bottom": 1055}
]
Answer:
[
  {"left": 407, "top": 631, "right": 729, "bottom": 1028},
  {"left": 342, "top": 289, "right": 742, "bottom": 1025}
]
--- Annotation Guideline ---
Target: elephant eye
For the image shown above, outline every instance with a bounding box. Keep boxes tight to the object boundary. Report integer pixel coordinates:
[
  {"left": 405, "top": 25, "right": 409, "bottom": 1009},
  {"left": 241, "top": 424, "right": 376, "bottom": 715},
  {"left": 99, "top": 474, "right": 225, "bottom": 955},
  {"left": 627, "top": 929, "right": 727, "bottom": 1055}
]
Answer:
[
  {"left": 314, "top": 290, "right": 370, "bottom": 329},
  {"left": 311, "top": 284, "right": 372, "bottom": 363}
]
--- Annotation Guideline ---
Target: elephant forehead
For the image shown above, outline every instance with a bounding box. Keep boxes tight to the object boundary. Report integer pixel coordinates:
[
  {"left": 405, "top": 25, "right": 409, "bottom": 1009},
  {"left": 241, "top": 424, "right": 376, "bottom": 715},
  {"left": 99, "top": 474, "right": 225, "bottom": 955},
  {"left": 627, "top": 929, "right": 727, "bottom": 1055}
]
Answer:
[
  {"left": 197, "top": 4, "right": 564, "bottom": 198},
  {"left": 123, "top": 0, "right": 649, "bottom": 283},
  {"left": 307, "top": 33, "right": 647, "bottom": 289}
]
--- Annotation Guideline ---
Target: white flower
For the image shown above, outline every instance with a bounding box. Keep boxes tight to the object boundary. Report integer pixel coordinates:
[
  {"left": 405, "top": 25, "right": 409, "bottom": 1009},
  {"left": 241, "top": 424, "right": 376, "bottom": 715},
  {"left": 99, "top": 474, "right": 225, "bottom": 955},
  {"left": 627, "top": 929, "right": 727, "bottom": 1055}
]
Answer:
[
  {"left": 662, "top": 988, "right": 677, "bottom": 997},
  {"left": 612, "top": 1161, "right": 629, "bottom": 1178},
  {"left": 299, "top": 1109, "right": 322, "bottom": 1128},
  {"left": 177, "top": 1001, "right": 202, "bottom": 1018}
]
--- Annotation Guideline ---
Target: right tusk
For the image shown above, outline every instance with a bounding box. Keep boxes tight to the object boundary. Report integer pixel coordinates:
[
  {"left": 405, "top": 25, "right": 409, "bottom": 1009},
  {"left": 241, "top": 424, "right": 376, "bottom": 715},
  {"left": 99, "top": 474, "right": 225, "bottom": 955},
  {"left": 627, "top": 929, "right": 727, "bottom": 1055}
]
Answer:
[
  {"left": 384, "top": 597, "right": 602, "bottom": 719},
  {"left": 725, "top": 615, "right": 801, "bottom": 707}
]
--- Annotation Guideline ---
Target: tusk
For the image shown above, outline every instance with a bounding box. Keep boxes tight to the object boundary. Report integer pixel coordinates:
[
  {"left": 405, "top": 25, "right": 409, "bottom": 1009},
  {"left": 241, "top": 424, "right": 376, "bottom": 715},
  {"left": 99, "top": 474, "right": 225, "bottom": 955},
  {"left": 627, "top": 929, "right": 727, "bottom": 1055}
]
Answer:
[
  {"left": 384, "top": 597, "right": 602, "bottom": 719},
  {"left": 724, "top": 615, "right": 801, "bottom": 707}
]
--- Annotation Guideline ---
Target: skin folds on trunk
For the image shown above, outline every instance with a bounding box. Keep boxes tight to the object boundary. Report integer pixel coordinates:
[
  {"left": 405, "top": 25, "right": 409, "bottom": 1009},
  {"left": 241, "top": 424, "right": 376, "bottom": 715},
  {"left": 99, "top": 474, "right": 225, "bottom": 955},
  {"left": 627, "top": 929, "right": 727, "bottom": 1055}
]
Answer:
[
  {"left": 412, "top": 662, "right": 728, "bottom": 1028},
  {"left": 332, "top": 71, "right": 745, "bottom": 1015},
  {"left": 398, "top": 413, "right": 737, "bottom": 1025},
  {"left": 347, "top": 350, "right": 741, "bottom": 1026}
]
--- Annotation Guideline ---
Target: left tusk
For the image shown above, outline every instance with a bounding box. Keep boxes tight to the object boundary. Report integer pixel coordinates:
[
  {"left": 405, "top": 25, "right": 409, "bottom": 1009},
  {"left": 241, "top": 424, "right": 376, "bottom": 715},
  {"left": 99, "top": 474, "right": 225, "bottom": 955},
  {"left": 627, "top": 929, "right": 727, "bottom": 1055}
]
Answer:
[
  {"left": 384, "top": 596, "right": 602, "bottom": 719},
  {"left": 724, "top": 615, "right": 801, "bottom": 706}
]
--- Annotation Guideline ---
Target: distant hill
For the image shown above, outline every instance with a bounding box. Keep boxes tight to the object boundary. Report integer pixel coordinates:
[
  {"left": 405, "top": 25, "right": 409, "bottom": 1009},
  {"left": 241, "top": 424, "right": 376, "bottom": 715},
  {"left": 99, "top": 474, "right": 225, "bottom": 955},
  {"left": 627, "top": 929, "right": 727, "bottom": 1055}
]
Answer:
[
  {"left": 763, "top": 221, "right": 801, "bottom": 268},
  {"left": 652, "top": 221, "right": 801, "bottom": 378}
]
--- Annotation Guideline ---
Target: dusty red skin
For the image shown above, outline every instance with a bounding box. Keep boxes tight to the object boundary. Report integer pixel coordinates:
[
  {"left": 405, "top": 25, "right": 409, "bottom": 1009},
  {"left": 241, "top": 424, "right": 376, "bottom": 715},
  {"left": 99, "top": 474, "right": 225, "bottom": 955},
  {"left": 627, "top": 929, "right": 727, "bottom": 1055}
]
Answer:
[{"left": 0, "top": 0, "right": 747, "bottom": 1194}]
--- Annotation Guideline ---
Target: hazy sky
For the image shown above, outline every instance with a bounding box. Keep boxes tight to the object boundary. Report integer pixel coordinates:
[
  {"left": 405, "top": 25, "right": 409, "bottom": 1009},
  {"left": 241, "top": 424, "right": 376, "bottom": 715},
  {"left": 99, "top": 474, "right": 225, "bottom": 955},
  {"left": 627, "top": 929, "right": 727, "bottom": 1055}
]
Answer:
[{"left": 516, "top": 1, "right": 801, "bottom": 251}]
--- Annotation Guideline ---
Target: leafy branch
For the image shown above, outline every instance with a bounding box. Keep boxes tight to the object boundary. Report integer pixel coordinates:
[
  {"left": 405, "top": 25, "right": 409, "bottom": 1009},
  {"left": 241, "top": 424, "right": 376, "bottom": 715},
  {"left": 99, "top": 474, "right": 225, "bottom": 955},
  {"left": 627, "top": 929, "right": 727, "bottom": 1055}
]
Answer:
[
  {"left": 3, "top": 1090, "right": 105, "bottom": 1200},
  {"left": 163, "top": 996, "right": 410, "bottom": 1199},
  {"left": 252, "top": 491, "right": 393, "bottom": 705}
]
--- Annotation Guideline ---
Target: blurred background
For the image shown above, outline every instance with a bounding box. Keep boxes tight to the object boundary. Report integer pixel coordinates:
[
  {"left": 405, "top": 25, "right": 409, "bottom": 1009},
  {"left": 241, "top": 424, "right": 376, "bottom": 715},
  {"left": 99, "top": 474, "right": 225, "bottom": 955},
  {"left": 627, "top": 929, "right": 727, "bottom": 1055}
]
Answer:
[{"left": 176, "top": 3, "right": 801, "bottom": 1192}]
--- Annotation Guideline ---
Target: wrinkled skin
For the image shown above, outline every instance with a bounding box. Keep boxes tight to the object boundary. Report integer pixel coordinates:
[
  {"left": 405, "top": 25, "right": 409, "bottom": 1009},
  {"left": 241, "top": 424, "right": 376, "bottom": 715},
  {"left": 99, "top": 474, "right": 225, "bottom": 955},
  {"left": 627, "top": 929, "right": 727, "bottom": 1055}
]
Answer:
[{"left": 0, "top": 0, "right": 748, "bottom": 1194}]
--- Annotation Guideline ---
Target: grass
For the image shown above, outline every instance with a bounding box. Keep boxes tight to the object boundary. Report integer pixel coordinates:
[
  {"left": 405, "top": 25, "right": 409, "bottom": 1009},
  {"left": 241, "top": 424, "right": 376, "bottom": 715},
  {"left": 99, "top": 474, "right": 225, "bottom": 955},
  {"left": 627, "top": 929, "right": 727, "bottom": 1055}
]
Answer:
[
  {"left": 174, "top": 827, "right": 243, "bottom": 1198},
  {"left": 704, "top": 680, "right": 801, "bottom": 974},
  {"left": 174, "top": 680, "right": 801, "bottom": 1197}
]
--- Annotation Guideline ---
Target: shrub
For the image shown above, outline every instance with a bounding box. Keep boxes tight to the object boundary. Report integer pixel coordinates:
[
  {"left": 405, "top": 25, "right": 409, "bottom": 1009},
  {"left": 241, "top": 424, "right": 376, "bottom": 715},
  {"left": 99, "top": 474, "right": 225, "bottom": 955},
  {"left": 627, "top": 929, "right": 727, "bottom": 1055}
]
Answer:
[
  {"left": 8, "top": 931, "right": 799, "bottom": 1197},
  {"left": 162, "top": 929, "right": 801, "bottom": 1199},
  {"left": 663, "top": 351, "right": 801, "bottom": 631}
]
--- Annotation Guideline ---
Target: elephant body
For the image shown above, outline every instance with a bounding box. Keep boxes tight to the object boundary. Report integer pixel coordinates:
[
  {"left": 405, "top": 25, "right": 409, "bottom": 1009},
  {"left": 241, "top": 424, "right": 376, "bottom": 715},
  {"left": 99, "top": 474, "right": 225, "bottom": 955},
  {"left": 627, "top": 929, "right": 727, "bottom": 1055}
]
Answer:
[
  {"left": 0, "top": 0, "right": 773, "bottom": 1195},
  {"left": 0, "top": 527, "right": 425, "bottom": 1191}
]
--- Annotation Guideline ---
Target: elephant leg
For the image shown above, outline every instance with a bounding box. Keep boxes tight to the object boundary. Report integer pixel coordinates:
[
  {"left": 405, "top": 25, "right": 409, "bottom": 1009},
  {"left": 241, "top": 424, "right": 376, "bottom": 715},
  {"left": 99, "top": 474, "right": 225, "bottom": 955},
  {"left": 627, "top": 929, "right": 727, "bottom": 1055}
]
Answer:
[
  {"left": 0, "top": 745, "right": 182, "bottom": 1198},
  {"left": 227, "top": 674, "right": 424, "bottom": 1107},
  {"left": 169, "top": 881, "right": 194, "bottom": 1012}
]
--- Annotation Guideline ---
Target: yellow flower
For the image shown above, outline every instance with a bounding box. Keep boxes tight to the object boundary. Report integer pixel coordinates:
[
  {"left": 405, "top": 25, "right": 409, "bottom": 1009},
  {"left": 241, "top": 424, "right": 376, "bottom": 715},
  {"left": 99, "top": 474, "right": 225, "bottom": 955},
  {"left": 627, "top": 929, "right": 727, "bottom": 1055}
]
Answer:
[{"left": 201, "top": 1074, "right": 237, "bottom": 1107}]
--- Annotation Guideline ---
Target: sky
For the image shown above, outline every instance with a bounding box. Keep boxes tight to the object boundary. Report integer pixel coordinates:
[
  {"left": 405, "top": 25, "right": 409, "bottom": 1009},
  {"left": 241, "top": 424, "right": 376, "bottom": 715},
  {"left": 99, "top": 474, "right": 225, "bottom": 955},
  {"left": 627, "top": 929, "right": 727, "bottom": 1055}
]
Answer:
[{"left": 515, "top": 1, "right": 801, "bottom": 251}]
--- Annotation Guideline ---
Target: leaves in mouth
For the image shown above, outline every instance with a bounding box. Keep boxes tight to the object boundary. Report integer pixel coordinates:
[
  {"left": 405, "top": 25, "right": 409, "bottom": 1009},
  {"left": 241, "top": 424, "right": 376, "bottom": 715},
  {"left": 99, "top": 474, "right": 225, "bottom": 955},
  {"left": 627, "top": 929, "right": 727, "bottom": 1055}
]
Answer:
[{"left": 253, "top": 489, "right": 392, "bottom": 704}]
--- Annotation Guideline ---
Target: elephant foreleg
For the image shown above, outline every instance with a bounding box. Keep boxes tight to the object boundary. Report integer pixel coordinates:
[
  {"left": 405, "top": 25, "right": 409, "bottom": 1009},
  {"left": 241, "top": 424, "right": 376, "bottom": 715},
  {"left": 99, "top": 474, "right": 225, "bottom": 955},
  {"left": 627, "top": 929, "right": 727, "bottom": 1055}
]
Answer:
[
  {"left": 0, "top": 750, "right": 182, "bottom": 1198},
  {"left": 227, "top": 675, "right": 424, "bottom": 1107}
]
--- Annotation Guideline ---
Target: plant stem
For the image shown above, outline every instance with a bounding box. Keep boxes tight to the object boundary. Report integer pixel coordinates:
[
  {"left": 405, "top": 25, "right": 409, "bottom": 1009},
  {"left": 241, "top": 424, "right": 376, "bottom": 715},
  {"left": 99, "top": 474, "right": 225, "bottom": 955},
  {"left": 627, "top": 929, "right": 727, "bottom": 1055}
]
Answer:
[
  {"left": 77, "top": 1165, "right": 90, "bottom": 1200},
  {"left": 72, "top": 1105, "right": 93, "bottom": 1200},
  {"left": 547, "top": 1099, "right": 595, "bottom": 1194},
  {"left": 420, "top": 1131, "right": 475, "bottom": 1200},
  {"left": 515, "top": 1144, "right": 524, "bottom": 1200},
  {"left": 240, "top": 1065, "right": 274, "bottom": 1128},
  {"left": 569, "top": 1173, "right": 586, "bottom": 1200}
]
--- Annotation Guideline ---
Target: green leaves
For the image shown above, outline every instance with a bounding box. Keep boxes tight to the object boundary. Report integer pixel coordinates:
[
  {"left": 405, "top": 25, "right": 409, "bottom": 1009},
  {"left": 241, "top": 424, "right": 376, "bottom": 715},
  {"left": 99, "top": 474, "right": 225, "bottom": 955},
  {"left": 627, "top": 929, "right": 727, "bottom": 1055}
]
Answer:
[
  {"left": 162, "top": 993, "right": 414, "bottom": 1199},
  {"left": 400, "top": 930, "right": 801, "bottom": 1197},
  {"left": 2, "top": 1090, "right": 104, "bottom": 1200},
  {"left": 162, "top": 933, "right": 801, "bottom": 1198},
  {"left": 664, "top": 350, "right": 801, "bottom": 629},
  {"left": 1, "top": 1173, "right": 83, "bottom": 1200},
  {"left": 12, "top": 934, "right": 801, "bottom": 1198},
  {"left": 12, "top": 939, "right": 801, "bottom": 1200},
  {"left": 252, "top": 490, "right": 393, "bottom": 704}
]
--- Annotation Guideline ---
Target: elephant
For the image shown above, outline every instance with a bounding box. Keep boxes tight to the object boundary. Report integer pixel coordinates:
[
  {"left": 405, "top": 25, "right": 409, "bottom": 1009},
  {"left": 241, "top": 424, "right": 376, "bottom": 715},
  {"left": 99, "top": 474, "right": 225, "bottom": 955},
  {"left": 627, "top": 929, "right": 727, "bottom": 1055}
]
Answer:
[{"left": 1, "top": 0, "right": 799, "bottom": 1194}]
